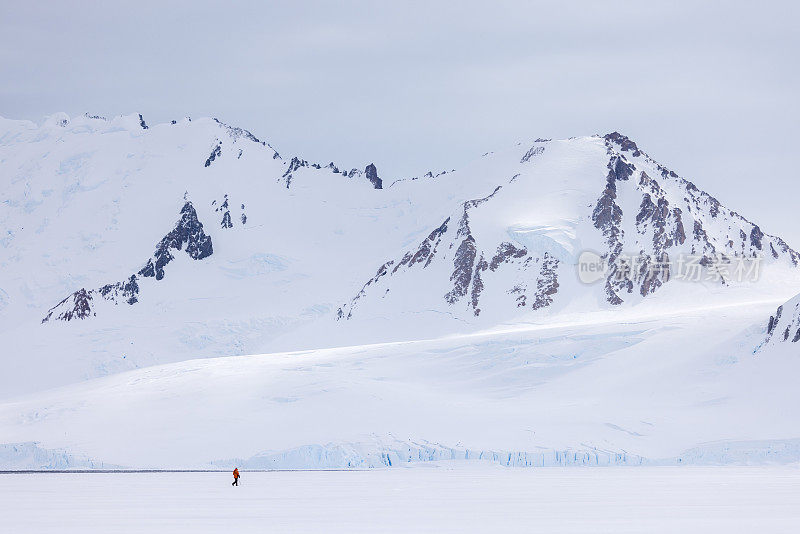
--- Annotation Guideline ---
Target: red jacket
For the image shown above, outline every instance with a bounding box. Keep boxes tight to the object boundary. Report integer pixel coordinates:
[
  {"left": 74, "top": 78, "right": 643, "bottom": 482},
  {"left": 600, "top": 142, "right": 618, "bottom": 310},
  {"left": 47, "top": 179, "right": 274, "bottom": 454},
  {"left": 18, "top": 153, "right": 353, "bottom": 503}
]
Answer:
[{"left": 233, "top": 468, "right": 240, "bottom": 478}]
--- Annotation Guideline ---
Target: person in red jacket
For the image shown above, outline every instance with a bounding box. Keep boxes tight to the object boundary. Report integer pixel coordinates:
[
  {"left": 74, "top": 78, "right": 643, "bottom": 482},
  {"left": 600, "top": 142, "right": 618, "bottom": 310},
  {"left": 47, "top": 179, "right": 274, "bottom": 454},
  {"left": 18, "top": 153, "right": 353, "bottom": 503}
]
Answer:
[{"left": 232, "top": 468, "right": 240, "bottom": 486}]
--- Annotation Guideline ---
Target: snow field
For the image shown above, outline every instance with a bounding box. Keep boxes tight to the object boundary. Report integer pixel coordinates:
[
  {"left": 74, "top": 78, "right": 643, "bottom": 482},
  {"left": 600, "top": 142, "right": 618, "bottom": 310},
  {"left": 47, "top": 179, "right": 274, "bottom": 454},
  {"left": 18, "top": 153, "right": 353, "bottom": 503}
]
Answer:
[{"left": 2, "top": 466, "right": 799, "bottom": 534}]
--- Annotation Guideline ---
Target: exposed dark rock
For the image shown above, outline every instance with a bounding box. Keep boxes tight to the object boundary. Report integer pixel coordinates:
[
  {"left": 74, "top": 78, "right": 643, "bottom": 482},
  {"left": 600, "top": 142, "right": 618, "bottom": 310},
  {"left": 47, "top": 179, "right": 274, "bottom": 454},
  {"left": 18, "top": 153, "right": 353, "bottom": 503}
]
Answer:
[
  {"left": 445, "top": 236, "right": 477, "bottom": 304},
  {"left": 673, "top": 208, "right": 687, "bottom": 245},
  {"left": 750, "top": 225, "right": 764, "bottom": 251},
  {"left": 365, "top": 163, "right": 383, "bottom": 189},
  {"left": 604, "top": 132, "right": 641, "bottom": 157},
  {"left": 604, "top": 279, "right": 624, "bottom": 306},
  {"left": 42, "top": 289, "right": 93, "bottom": 322},
  {"left": 531, "top": 253, "right": 559, "bottom": 310},
  {"left": 45, "top": 202, "right": 213, "bottom": 323},
  {"left": 520, "top": 145, "right": 545, "bottom": 163},
  {"left": 767, "top": 306, "right": 782, "bottom": 335},
  {"left": 466, "top": 186, "right": 502, "bottom": 210},
  {"left": 638, "top": 253, "right": 670, "bottom": 296},
  {"left": 708, "top": 197, "right": 720, "bottom": 218},
  {"left": 138, "top": 202, "right": 213, "bottom": 281},
  {"left": 771, "top": 237, "right": 800, "bottom": 265},
  {"left": 138, "top": 114, "right": 148, "bottom": 129},
  {"left": 392, "top": 218, "right": 450, "bottom": 273},
  {"left": 592, "top": 155, "right": 633, "bottom": 304},
  {"left": 601, "top": 132, "right": 800, "bottom": 306},
  {"left": 610, "top": 156, "right": 635, "bottom": 182},
  {"left": 340, "top": 184, "right": 514, "bottom": 319},
  {"left": 593, "top": 157, "right": 629, "bottom": 235},
  {"left": 99, "top": 275, "right": 140, "bottom": 305},
  {"left": 509, "top": 284, "right": 527, "bottom": 307},
  {"left": 764, "top": 301, "right": 800, "bottom": 346},
  {"left": 282, "top": 157, "right": 308, "bottom": 188},
  {"left": 217, "top": 195, "right": 233, "bottom": 229},
  {"left": 212, "top": 118, "right": 281, "bottom": 159},
  {"left": 470, "top": 255, "right": 488, "bottom": 315},
  {"left": 636, "top": 194, "right": 657, "bottom": 226},
  {"left": 489, "top": 242, "right": 527, "bottom": 271},
  {"left": 204, "top": 143, "right": 222, "bottom": 167},
  {"left": 43, "top": 275, "right": 143, "bottom": 323},
  {"left": 691, "top": 221, "right": 717, "bottom": 261},
  {"left": 212, "top": 118, "right": 262, "bottom": 144}
]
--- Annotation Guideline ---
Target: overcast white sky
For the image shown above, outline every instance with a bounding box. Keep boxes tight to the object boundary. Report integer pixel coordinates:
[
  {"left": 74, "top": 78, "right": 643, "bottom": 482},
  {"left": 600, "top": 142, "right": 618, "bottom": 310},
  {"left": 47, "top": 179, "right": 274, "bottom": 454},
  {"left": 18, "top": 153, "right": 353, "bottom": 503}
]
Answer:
[{"left": 1, "top": 1, "right": 798, "bottom": 245}]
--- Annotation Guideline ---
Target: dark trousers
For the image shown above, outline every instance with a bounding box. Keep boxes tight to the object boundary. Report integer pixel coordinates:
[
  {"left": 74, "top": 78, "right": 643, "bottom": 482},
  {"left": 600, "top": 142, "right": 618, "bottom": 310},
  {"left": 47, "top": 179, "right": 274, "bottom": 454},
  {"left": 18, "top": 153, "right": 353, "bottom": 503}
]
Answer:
[{"left": 232, "top": 477, "right": 239, "bottom": 486}]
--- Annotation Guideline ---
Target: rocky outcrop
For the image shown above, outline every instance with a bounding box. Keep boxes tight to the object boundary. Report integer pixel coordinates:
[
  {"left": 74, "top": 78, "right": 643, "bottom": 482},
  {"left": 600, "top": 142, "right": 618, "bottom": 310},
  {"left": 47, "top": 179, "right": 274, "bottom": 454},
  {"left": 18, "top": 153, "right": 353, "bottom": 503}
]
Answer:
[
  {"left": 750, "top": 226, "right": 764, "bottom": 251},
  {"left": 282, "top": 157, "right": 383, "bottom": 190},
  {"left": 43, "top": 202, "right": 213, "bottom": 322},
  {"left": 604, "top": 132, "right": 640, "bottom": 157},
  {"left": 214, "top": 195, "right": 233, "bottom": 229},
  {"left": 365, "top": 163, "right": 383, "bottom": 189},
  {"left": 204, "top": 142, "right": 222, "bottom": 168},
  {"left": 592, "top": 154, "right": 634, "bottom": 304},
  {"left": 340, "top": 219, "right": 450, "bottom": 319},
  {"left": 762, "top": 294, "right": 800, "bottom": 347},
  {"left": 531, "top": 253, "right": 560, "bottom": 310},
  {"left": 445, "top": 236, "right": 477, "bottom": 304},
  {"left": 138, "top": 202, "right": 213, "bottom": 281},
  {"left": 338, "top": 183, "right": 561, "bottom": 320},
  {"left": 281, "top": 156, "right": 308, "bottom": 188},
  {"left": 595, "top": 133, "right": 799, "bottom": 305},
  {"left": 490, "top": 243, "right": 527, "bottom": 271},
  {"left": 212, "top": 118, "right": 281, "bottom": 159},
  {"left": 470, "top": 255, "right": 488, "bottom": 315},
  {"left": 392, "top": 218, "right": 450, "bottom": 273},
  {"left": 99, "top": 275, "right": 140, "bottom": 305},
  {"left": 520, "top": 145, "right": 545, "bottom": 163},
  {"left": 42, "top": 289, "right": 94, "bottom": 322}
]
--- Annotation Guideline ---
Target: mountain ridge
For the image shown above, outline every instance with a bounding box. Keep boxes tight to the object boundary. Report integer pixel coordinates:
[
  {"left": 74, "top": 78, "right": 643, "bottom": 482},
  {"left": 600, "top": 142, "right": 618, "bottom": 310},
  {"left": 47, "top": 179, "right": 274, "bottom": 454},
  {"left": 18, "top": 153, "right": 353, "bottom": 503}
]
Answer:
[{"left": 2, "top": 113, "right": 799, "bottom": 396}]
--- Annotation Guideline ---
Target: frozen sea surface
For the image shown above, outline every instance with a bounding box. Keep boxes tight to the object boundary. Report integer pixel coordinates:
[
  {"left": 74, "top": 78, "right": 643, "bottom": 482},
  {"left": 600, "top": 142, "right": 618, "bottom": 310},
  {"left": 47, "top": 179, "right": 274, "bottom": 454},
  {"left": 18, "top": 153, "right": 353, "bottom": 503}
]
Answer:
[{"left": 2, "top": 465, "right": 799, "bottom": 533}]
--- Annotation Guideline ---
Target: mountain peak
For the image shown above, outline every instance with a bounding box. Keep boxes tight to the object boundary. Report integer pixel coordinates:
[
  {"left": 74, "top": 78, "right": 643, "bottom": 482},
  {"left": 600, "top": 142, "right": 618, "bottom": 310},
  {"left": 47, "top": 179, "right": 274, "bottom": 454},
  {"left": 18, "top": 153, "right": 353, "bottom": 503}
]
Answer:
[{"left": 604, "top": 131, "right": 642, "bottom": 157}]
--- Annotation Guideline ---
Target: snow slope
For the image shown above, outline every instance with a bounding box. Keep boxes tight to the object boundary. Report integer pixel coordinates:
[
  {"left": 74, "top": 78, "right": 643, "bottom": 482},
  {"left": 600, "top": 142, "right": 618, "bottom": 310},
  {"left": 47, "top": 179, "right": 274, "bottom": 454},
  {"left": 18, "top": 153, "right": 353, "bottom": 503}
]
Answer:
[{"left": 1, "top": 298, "right": 799, "bottom": 469}]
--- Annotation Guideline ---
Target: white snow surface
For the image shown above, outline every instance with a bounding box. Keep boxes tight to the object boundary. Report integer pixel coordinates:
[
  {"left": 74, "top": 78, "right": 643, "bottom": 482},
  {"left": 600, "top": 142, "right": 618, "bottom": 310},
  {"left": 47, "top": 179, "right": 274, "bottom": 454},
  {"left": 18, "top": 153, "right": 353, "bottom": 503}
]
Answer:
[
  {"left": 2, "top": 113, "right": 800, "bottom": 469},
  {"left": 1, "top": 299, "right": 799, "bottom": 469},
  {"left": 2, "top": 467, "right": 800, "bottom": 534}
]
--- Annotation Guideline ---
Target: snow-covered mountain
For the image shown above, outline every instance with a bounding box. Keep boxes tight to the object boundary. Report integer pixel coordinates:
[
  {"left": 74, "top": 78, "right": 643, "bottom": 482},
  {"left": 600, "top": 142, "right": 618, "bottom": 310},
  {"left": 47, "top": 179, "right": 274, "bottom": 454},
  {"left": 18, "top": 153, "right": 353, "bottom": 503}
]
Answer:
[
  {"left": 337, "top": 132, "right": 798, "bottom": 323},
  {"left": 1, "top": 113, "right": 799, "bottom": 396},
  {"left": 2, "top": 112, "right": 800, "bottom": 469}
]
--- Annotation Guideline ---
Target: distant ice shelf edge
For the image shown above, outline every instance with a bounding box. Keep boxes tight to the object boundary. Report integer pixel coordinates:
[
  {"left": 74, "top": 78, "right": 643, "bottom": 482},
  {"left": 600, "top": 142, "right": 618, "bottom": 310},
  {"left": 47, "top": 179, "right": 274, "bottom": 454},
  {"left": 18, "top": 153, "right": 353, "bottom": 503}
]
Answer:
[{"left": 4, "top": 438, "right": 800, "bottom": 471}]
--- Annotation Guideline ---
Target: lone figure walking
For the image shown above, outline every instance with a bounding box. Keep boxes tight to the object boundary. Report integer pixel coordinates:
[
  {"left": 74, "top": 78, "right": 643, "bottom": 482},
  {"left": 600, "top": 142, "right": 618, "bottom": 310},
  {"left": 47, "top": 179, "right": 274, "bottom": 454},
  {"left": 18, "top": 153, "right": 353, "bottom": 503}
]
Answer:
[{"left": 232, "top": 467, "right": 240, "bottom": 486}]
